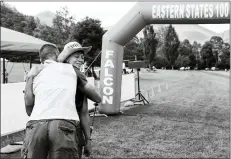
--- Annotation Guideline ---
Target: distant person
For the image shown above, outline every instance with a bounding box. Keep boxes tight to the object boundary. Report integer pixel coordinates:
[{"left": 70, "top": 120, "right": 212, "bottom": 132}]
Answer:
[
  {"left": 130, "top": 69, "right": 134, "bottom": 73},
  {"left": 24, "top": 70, "right": 28, "bottom": 82},
  {"left": 122, "top": 62, "right": 127, "bottom": 74},
  {"left": 5, "top": 71, "right": 8, "bottom": 83},
  {"left": 23, "top": 43, "right": 101, "bottom": 159}
]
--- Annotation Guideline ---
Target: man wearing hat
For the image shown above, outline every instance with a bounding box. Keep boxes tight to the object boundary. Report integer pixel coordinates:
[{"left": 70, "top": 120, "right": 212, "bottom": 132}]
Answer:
[
  {"left": 58, "top": 41, "right": 95, "bottom": 158},
  {"left": 23, "top": 43, "right": 101, "bottom": 159}
]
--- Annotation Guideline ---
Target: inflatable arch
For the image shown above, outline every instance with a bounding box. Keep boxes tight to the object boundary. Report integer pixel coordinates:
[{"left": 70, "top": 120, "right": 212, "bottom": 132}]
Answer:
[{"left": 99, "top": 1, "right": 230, "bottom": 115}]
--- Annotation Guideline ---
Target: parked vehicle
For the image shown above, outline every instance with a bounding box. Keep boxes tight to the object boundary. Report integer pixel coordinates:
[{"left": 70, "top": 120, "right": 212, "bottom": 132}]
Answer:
[{"left": 211, "top": 67, "right": 219, "bottom": 71}]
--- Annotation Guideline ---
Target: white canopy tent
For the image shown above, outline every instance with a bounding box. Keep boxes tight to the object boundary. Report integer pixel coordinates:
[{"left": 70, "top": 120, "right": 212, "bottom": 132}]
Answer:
[
  {"left": 0, "top": 58, "right": 9, "bottom": 62},
  {"left": 1, "top": 27, "right": 55, "bottom": 57},
  {"left": 0, "top": 27, "right": 55, "bottom": 83}
]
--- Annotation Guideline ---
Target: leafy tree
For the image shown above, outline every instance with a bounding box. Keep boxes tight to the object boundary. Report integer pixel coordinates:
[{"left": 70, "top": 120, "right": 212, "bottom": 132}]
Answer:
[
  {"left": 181, "top": 39, "right": 192, "bottom": 51},
  {"left": 34, "top": 24, "right": 59, "bottom": 45},
  {"left": 188, "top": 54, "right": 197, "bottom": 68},
  {"left": 218, "top": 42, "right": 230, "bottom": 69},
  {"left": 52, "top": 6, "right": 76, "bottom": 48},
  {"left": 178, "top": 39, "right": 192, "bottom": 56},
  {"left": 176, "top": 39, "right": 196, "bottom": 69},
  {"left": 164, "top": 24, "right": 180, "bottom": 69},
  {"left": 222, "top": 42, "right": 230, "bottom": 50},
  {"left": 175, "top": 55, "right": 190, "bottom": 68},
  {"left": 155, "top": 26, "right": 168, "bottom": 58},
  {"left": 24, "top": 16, "right": 37, "bottom": 36},
  {"left": 147, "top": 26, "right": 158, "bottom": 69},
  {"left": 152, "top": 56, "right": 169, "bottom": 69},
  {"left": 70, "top": 16, "right": 105, "bottom": 67},
  {"left": 201, "top": 41, "right": 215, "bottom": 68},
  {"left": 124, "top": 36, "right": 142, "bottom": 61},
  {"left": 192, "top": 41, "right": 201, "bottom": 58},
  {"left": 210, "top": 36, "right": 224, "bottom": 68},
  {"left": 155, "top": 26, "right": 167, "bottom": 48},
  {"left": 1, "top": 3, "right": 106, "bottom": 66},
  {"left": 1, "top": 2, "right": 16, "bottom": 29},
  {"left": 141, "top": 25, "right": 158, "bottom": 69},
  {"left": 141, "top": 27, "right": 148, "bottom": 60},
  {"left": 1, "top": 2, "right": 38, "bottom": 35},
  {"left": 156, "top": 43, "right": 166, "bottom": 58},
  {"left": 192, "top": 41, "right": 202, "bottom": 68}
]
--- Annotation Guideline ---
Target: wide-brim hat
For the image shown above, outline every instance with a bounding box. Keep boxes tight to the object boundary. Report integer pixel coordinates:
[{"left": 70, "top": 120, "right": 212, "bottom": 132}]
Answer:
[{"left": 58, "top": 41, "right": 92, "bottom": 62}]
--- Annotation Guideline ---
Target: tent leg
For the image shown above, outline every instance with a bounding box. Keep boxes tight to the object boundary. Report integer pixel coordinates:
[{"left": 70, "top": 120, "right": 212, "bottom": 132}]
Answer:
[
  {"left": 29, "top": 56, "right": 32, "bottom": 69},
  {"left": 3, "top": 58, "right": 5, "bottom": 84}
]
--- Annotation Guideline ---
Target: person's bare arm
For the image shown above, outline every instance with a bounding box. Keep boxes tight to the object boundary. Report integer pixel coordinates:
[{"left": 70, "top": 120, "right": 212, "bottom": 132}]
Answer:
[
  {"left": 79, "top": 83, "right": 102, "bottom": 103},
  {"left": 79, "top": 96, "right": 92, "bottom": 156},
  {"left": 80, "top": 96, "right": 91, "bottom": 140},
  {"left": 23, "top": 65, "right": 44, "bottom": 116},
  {"left": 73, "top": 66, "right": 102, "bottom": 103},
  {"left": 24, "top": 77, "right": 34, "bottom": 116}
]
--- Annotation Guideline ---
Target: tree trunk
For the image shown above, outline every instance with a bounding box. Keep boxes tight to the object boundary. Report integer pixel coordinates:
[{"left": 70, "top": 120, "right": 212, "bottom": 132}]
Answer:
[
  {"left": 215, "top": 51, "right": 218, "bottom": 69},
  {"left": 206, "top": 59, "right": 208, "bottom": 68},
  {"left": 149, "top": 63, "right": 152, "bottom": 70}
]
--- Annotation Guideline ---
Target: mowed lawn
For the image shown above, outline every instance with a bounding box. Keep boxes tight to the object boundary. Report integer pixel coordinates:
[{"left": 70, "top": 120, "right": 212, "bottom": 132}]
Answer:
[
  {"left": 87, "top": 70, "right": 230, "bottom": 158},
  {"left": 1, "top": 68, "right": 230, "bottom": 158}
]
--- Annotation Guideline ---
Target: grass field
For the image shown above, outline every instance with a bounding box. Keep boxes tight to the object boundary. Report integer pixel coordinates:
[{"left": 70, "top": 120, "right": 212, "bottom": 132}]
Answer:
[
  {"left": 1, "top": 67, "right": 230, "bottom": 158},
  {"left": 87, "top": 70, "right": 230, "bottom": 158}
]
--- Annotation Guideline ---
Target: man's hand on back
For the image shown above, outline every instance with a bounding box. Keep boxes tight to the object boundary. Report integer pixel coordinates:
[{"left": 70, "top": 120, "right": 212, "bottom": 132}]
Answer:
[{"left": 27, "top": 65, "right": 44, "bottom": 80}]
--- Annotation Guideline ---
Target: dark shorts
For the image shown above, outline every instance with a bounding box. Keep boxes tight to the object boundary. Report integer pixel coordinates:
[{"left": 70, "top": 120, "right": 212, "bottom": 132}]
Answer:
[{"left": 21, "top": 119, "right": 84, "bottom": 159}]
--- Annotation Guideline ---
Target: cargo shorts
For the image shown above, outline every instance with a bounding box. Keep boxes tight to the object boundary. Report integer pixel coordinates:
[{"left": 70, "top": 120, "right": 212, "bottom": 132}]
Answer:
[{"left": 21, "top": 119, "right": 85, "bottom": 159}]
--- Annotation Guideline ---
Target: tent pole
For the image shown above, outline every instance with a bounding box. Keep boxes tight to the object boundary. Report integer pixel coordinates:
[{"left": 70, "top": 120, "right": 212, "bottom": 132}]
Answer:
[
  {"left": 3, "top": 58, "right": 6, "bottom": 84},
  {"left": 29, "top": 56, "right": 32, "bottom": 69}
]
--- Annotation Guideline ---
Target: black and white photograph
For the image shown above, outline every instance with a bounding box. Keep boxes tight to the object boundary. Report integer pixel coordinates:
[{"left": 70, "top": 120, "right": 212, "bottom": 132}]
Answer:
[{"left": 0, "top": 1, "right": 230, "bottom": 158}]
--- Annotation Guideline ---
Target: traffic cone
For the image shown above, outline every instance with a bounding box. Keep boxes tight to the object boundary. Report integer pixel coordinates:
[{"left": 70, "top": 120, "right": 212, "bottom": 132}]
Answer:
[
  {"left": 152, "top": 88, "right": 155, "bottom": 96},
  {"left": 166, "top": 81, "right": 169, "bottom": 90},
  {"left": 158, "top": 85, "right": 161, "bottom": 92},
  {"left": 145, "top": 91, "right": 149, "bottom": 101}
]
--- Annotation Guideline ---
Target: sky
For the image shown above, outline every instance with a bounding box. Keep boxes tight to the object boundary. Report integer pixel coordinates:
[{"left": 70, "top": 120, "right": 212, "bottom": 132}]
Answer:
[{"left": 7, "top": 2, "right": 230, "bottom": 33}]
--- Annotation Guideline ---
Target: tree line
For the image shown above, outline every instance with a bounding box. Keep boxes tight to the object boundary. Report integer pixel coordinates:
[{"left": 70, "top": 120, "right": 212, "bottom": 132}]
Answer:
[
  {"left": 124, "top": 24, "right": 230, "bottom": 70},
  {"left": 1, "top": 3, "right": 105, "bottom": 67},
  {"left": 1, "top": 2, "right": 230, "bottom": 70}
]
